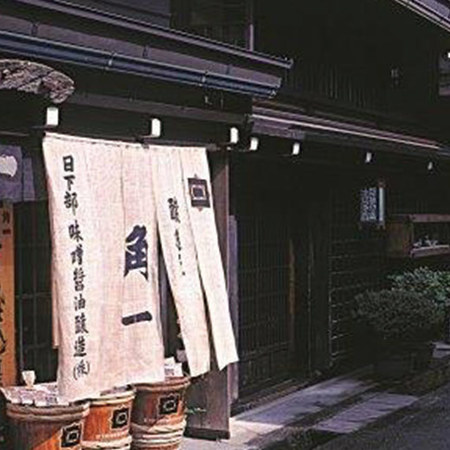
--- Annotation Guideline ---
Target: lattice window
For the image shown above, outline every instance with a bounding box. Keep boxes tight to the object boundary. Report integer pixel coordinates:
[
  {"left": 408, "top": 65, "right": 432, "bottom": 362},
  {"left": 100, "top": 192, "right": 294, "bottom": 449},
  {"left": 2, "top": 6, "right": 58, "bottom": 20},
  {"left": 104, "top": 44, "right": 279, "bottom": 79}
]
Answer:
[
  {"left": 238, "top": 206, "right": 293, "bottom": 397},
  {"left": 330, "top": 186, "right": 386, "bottom": 365},
  {"left": 15, "top": 202, "right": 56, "bottom": 382}
]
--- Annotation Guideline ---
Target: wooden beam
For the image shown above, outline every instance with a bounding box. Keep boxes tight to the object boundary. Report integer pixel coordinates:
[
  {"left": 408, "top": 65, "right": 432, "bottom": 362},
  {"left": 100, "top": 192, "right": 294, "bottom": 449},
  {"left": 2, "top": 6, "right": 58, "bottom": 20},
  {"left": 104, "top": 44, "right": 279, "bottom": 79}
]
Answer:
[
  {"left": 69, "top": 93, "right": 245, "bottom": 126},
  {"left": 12, "top": 0, "right": 292, "bottom": 70}
]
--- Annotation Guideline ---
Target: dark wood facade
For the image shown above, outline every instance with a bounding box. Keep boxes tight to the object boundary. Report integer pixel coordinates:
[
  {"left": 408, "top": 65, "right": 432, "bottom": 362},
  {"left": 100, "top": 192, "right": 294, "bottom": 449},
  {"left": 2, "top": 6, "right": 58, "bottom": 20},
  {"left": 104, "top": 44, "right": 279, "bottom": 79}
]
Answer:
[
  {"left": 227, "top": 0, "right": 450, "bottom": 404},
  {"left": 0, "top": 0, "right": 290, "bottom": 443},
  {"left": 2, "top": 0, "right": 450, "bottom": 444}
]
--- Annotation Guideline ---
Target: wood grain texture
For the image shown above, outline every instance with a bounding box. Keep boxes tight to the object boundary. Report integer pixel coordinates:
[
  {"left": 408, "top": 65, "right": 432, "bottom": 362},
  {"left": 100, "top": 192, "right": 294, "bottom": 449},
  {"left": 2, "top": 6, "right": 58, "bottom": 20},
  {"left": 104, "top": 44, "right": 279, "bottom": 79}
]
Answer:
[
  {"left": 83, "top": 392, "right": 134, "bottom": 444},
  {"left": 0, "top": 203, "right": 16, "bottom": 387},
  {"left": 185, "top": 153, "right": 231, "bottom": 439},
  {"left": 309, "top": 187, "right": 332, "bottom": 372},
  {"left": 132, "top": 378, "right": 190, "bottom": 428},
  {"left": 7, "top": 402, "right": 89, "bottom": 450}
]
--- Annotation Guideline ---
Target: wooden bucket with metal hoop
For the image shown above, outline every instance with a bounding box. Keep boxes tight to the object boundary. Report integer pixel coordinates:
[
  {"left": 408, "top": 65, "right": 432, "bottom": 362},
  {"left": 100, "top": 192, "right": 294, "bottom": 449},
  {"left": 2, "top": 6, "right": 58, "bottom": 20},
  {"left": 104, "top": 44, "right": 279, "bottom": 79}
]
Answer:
[
  {"left": 7, "top": 401, "right": 89, "bottom": 449},
  {"left": 131, "top": 377, "right": 190, "bottom": 450},
  {"left": 82, "top": 388, "right": 135, "bottom": 450}
]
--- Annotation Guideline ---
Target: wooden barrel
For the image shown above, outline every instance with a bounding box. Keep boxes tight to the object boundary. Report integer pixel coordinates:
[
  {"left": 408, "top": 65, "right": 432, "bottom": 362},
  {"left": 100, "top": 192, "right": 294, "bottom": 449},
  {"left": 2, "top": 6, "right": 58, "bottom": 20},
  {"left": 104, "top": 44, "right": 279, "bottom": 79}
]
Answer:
[
  {"left": 6, "top": 401, "right": 89, "bottom": 450},
  {"left": 131, "top": 377, "right": 190, "bottom": 450},
  {"left": 82, "top": 388, "right": 135, "bottom": 449},
  {"left": 0, "top": 396, "right": 7, "bottom": 450}
]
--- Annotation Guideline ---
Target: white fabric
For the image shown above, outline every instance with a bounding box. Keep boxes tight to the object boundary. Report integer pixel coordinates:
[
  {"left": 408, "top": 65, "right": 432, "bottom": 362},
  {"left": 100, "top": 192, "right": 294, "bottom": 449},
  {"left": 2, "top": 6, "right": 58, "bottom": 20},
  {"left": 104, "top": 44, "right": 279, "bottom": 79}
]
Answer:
[
  {"left": 44, "top": 134, "right": 102, "bottom": 402},
  {"left": 51, "top": 200, "right": 60, "bottom": 350},
  {"left": 45, "top": 135, "right": 237, "bottom": 399},
  {"left": 43, "top": 134, "right": 164, "bottom": 402},
  {"left": 84, "top": 141, "right": 124, "bottom": 391},
  {"left": 121, "top": 145, "right": 164, "bottom": 384},
  {"left": 150, "top": 147, "right": 210, "bottom": 377},
  {"left": 179, "top": 148, "right": 238, "bottom": 369}
]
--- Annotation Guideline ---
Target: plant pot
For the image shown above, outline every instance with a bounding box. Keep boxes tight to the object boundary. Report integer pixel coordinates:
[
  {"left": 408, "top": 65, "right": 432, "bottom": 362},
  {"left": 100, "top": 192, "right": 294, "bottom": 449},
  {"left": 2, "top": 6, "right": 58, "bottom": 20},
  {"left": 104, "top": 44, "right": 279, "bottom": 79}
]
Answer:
[
  {"left": 443, "top": 308, "right": 450, "bottom": 344},
  {"left": 411, "top": 342, "right": 434, "bottom": 371},
  {"left": 374, "top": 351, "right": 415, "bottom": 380}
]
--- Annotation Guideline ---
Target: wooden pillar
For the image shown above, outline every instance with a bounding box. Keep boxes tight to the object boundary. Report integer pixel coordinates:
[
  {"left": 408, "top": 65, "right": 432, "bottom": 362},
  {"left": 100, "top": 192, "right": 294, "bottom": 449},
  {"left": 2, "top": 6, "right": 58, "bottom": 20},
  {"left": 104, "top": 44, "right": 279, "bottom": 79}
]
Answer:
[
  {"left": 0, "top": 202, "right": 16, "bottom": 387},
  {"left": 228, "top": 214, "right": 239, "bottom": 404},
  {"left": 309, "top": 186, "right": 332, "bottom": 372},
  {"left": 186, "top": 152, "right": 234, "bottom": 439},
  {"left": 0, "top": 202, "right": 15, "bottom": 448}
]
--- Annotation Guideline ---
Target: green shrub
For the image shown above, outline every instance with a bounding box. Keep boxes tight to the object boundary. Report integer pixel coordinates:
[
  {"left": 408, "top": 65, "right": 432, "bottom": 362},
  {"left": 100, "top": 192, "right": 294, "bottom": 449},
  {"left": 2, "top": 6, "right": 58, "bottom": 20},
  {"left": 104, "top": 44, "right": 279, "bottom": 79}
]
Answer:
[
  {"left": 389, "top": 267, "right": 450, "bottom": 309},
  {"left": 353, "top": 289, "right": 444, "bottom": 345}
]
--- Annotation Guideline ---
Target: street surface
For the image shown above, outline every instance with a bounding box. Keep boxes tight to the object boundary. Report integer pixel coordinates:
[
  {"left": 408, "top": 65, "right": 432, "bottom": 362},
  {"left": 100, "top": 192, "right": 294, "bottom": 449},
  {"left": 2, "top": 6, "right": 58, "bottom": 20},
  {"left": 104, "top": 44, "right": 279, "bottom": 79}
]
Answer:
[{"left": 318, "top": 382, "right": 450, "bottom": 450}]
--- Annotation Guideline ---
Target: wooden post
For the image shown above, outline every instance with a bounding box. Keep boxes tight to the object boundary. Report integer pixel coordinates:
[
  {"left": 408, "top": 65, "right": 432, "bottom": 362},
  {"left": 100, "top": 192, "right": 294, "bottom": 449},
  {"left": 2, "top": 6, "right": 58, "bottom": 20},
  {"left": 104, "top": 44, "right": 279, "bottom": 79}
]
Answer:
[
  {"left": 0, "top": 202, "right": 16, "bottom": 387},
  {"left": 0, "top": 202, "right": 15, "bottom": 449},
  {"left": 309, "top": 187, "right": 332, "bottom": 372},
  {"left": 288, "top": 237, "right": 296, "bottom": 362},
  {"left": 186, "top": 152, "right": 233, "bottom": 439},
  {"left": 228, "top": 214, "right": 239, "bottom": 404}
]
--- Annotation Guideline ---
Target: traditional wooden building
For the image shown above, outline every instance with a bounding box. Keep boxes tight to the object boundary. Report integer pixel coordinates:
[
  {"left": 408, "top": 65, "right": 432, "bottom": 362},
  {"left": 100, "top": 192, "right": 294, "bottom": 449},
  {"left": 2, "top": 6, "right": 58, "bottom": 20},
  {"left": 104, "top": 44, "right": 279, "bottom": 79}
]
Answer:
[
  {"left": 238, "top": 0, "right": 450, "bottom": 408},
  {"left": 167, "top": 0, "right": 450, "bottom": 434},
  {"left": 0, "top": 0, "right": 291, "bottom": 443},
  {"left": 1, "top": 0, "right": 450, "bottom": 444}
]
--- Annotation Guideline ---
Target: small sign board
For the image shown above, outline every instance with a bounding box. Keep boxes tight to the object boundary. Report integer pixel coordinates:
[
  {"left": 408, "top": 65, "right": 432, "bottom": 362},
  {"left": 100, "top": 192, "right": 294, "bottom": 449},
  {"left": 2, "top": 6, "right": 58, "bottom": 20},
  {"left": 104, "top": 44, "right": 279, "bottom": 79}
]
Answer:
[{"left": 360, "top": 182, "right": 385, "bottom": 227}]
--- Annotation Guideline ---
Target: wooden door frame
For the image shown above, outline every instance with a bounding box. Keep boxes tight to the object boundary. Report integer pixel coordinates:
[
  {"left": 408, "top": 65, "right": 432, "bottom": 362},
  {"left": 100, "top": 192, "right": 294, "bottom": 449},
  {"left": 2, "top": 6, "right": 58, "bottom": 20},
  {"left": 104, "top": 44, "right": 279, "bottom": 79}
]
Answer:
[
  {"left": 185, "top": 151, "right": 235, "bottom": 439},
  {"left": 292, "top": 171, "right": 332, "bottom": 378}
]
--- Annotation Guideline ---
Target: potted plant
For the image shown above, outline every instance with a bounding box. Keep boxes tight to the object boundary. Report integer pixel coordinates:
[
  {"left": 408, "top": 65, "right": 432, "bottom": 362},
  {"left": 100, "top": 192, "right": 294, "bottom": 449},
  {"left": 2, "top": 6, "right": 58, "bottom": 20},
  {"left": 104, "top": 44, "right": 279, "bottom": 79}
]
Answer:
[
  {"left": 353, "top": 289, "right": 444, "bottom": 378},
  {"left": 389, "top": 267, "right": 450, "bottom": 343},
  {"left": 389, "top": 267, "right": 450, "bottom": 309}
]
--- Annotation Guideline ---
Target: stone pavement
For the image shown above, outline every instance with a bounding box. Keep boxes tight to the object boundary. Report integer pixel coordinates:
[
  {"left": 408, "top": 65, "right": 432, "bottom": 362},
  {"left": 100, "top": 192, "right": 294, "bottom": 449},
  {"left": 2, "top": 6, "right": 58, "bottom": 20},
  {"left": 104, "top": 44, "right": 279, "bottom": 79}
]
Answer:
[
  {"left": 312, "top": 392, "right": 417, "bottom": 434},
  {"left": 182, "top": 343, "right": 450, "bottom": 449},
  {"left": 182, "top": 367, "right": 378, "bottom": 449},
  {"left": 317, "top": 380, "right": 450, "bottom": 450}
]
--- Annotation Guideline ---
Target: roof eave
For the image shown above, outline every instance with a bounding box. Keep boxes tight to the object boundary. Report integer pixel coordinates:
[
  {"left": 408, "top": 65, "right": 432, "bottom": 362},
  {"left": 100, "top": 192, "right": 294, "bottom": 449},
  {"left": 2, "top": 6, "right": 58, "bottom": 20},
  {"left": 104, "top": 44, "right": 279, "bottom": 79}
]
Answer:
[
  {"left": 392, "top": 0, "right": 450, "bottom": 33},
  {"left": 15, "top": 0, "right": 293, "bottom": 71},
  {"left": 0, "top": 30, "right": 281, "bottom": 98}
]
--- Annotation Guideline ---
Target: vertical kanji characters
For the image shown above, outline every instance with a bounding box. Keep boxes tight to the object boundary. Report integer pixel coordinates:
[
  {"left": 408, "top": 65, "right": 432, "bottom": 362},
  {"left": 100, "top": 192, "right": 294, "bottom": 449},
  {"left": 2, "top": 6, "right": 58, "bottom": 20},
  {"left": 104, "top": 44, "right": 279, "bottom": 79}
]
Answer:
[
  {"left": 62, "top": 154, "right": 90, "bottom": 380},
  {"left": 124, "top": 225, "right": 149, "bottom": 280}
]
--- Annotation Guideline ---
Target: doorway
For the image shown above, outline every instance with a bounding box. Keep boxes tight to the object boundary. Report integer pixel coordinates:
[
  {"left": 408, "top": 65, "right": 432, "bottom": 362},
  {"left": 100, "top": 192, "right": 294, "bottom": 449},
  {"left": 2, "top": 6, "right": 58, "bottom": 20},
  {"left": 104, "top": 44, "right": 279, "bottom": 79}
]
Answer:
[{"left": 233, "top": 157, "right": 298, "bottom": 398}]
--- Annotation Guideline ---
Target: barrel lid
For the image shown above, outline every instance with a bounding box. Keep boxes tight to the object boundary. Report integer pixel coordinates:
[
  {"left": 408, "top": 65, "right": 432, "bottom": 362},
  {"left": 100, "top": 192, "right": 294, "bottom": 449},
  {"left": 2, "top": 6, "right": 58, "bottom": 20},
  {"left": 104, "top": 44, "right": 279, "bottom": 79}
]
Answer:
[
  {"left": 1, "top": 382, "right": 68, "bottom": 407},
  {"left": 91, "top": 386, "right": 136, "bottom": 402},
  {"left": 6, "top": 401, "right": 89, "bottom": 422},
  {"left": 134, "top": 376, "right": 190, "bottom": 391},
  {"left": 7, "top": 401, "right": 89, "bottom": 414}
]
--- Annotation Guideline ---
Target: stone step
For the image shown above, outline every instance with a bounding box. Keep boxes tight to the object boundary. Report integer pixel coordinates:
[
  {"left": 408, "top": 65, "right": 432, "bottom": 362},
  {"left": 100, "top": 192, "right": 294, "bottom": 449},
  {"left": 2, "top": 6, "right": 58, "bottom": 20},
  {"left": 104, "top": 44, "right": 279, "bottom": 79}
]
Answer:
[
  {"left": 312, "top": 393, "right": 417, "bottom": 435},
  {"left": 182, "top": 367, "right": 378, "bottom": 449}
]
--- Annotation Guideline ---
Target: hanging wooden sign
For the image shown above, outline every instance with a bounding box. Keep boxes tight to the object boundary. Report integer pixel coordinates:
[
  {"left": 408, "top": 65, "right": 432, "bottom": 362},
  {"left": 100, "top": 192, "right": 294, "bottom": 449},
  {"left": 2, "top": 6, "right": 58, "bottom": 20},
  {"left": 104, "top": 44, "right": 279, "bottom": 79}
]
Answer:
[
  {"left": 0, "top": 202, "right": 16, "bottom": 387},
  {"left": 360, "top": 181, "right": 386, "bottom": 228}
]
